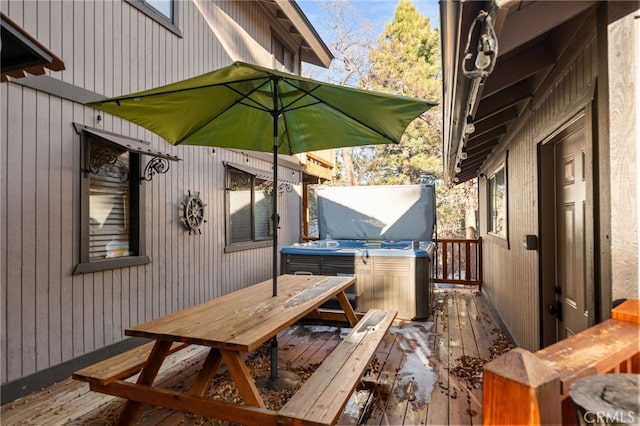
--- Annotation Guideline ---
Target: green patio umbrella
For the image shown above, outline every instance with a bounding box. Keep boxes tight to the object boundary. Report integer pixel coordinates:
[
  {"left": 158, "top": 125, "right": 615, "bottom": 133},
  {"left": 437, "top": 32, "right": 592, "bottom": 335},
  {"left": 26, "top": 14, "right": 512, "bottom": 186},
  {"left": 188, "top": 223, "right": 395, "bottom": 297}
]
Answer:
[{"left": 88, "top": 61, "right": 436, "bottom": 382}]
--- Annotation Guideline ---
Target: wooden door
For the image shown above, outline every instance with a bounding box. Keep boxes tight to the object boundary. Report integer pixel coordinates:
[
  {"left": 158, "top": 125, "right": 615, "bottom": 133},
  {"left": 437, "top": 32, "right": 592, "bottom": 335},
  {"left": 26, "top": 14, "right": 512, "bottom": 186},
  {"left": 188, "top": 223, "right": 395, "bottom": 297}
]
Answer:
[{"left": 555, "top": 126, "right": 589, "bottom": 338}]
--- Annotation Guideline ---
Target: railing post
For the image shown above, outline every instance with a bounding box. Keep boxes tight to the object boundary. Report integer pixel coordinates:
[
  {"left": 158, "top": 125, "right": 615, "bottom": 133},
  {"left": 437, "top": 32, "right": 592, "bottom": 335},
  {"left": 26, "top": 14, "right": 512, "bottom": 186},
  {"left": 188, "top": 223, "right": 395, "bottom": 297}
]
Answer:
[
  {"left": 442, "top": 241, "right": 448, "bottom": 281},
  {"left": 477, "top": 237, "right": 483, "bottom": 288},
  {"left": 483, "top": 348, "right": 561, "bottom": 425},
  {"left": 611, "top": 299, "right": 640, "bottom": 324},
  {"left": 465, "top": 240, "right": 471, "bottom": 283},
  {"left": 457, "top": 241, "right": 462, "bottom": 280}
]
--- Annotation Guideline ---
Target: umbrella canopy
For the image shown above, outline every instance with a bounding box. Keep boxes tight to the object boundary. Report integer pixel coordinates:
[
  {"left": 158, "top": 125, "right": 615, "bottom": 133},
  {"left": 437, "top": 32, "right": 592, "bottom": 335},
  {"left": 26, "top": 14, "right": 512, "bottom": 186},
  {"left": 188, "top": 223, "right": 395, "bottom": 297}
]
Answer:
[
  {"left": 88, "top": 60, "right": 435, "bottom": 292},
  {"left": 88, "top": 61, "right": 435, "bottom": 152},
  {"left": 88, "top": 61, "right": 436, "bottom": 382}
]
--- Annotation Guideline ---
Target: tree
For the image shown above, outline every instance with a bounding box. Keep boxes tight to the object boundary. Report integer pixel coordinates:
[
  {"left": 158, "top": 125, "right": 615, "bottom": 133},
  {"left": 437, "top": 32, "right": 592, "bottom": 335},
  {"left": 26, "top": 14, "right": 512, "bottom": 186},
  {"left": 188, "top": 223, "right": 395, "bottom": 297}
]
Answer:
[
  {"left": 352, "top": 0, "right": 441, "bottom": 186},
  {"left": 303, "top": 0, "right": 477, "bottom": 238},
  {"left": 302, "top": 0, "right": 377, "bottom": 186}
]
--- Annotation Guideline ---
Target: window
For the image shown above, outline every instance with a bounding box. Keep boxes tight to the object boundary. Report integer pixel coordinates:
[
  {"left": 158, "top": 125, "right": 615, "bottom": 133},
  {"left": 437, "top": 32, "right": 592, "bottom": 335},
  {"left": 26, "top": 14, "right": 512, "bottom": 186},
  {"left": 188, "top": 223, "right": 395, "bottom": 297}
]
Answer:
[
  {"left": 145, "top": 0, "right": 172, "bottom": 20},
  {"left": 74, "top": 129, "right": 149, "bottom": 274},
  {"left": 74, "top": 125, "right": 180, "bottom": 273},
  {"left": 272, "top": 34, "right": 294, "bottom": 72},
  {"left": 88, "top": 147, "right": 133, "bottom": 260},
  {"left": 226, "top": 166, "right": 274, "bottom": 249},
  {"left": 487, "top": 166, "right": 507, "bottom": 238},
  {"left": 126, "top": 0, "right": 181, "bottom": 37}
]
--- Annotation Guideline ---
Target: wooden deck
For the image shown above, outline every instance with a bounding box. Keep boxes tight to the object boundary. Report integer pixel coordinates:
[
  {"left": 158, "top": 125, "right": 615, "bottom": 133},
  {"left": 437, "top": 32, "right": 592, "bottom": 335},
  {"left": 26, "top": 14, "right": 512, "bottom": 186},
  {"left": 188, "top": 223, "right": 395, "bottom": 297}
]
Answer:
[{"left": 1, "top": 286, "right": 512, "bottom": 425}]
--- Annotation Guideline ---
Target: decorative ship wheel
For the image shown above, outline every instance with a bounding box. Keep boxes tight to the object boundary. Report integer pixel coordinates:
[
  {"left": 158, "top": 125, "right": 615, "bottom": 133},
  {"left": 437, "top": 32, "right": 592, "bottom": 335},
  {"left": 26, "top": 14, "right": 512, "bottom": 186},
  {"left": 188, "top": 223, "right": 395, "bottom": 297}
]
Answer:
[{"left": 181, "top": 191, "right": 206, "bottom": 235}]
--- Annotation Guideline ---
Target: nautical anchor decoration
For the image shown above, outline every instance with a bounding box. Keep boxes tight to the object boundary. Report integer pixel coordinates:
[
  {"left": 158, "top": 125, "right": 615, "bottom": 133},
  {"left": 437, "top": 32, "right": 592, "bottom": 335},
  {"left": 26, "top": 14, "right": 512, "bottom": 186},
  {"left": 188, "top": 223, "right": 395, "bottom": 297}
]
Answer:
[{"left": 180, "top": 190, "right": 206, "bottom": 235}]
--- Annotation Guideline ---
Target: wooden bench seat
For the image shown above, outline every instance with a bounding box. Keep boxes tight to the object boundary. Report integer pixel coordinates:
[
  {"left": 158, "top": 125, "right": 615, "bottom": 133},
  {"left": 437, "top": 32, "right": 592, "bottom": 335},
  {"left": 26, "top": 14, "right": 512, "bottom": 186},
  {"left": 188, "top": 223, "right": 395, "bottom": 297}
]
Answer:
[
  {"left": 73, "top": 341, "right": 188, "bottom": 386},
  {"left": 278, "top": 308, "right": 397, "bottom": 426}
]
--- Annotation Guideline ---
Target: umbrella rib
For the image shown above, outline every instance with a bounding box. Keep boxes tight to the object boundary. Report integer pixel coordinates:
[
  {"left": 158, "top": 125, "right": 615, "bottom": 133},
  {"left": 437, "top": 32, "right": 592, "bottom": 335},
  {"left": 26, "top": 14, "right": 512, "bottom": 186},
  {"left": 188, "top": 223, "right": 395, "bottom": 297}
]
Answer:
[
  {"left": 175, "top": 79, "right": 275, "bottom": 144},
  {"left": 280, "top": 79, "right": 401, "bottom": 143},
  {"left": 97, "top": 76, "right": 273, "bottom": 105},
  {"left": 284, "top": 101, "right": 321, "bottom": 113},
  {"left": 224, "top": 79, "right": 274, "bottom": 113}
]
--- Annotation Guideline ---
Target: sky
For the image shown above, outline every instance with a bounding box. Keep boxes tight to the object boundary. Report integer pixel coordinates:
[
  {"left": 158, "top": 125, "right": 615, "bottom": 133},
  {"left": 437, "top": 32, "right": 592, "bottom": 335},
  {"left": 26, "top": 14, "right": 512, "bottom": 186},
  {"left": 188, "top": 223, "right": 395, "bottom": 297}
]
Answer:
[
  {"left": 297, "top": 0, "right": 440, "bottom": 38},
  {"left": 295, "top": 0, "right": 440, "bottom": 85}
]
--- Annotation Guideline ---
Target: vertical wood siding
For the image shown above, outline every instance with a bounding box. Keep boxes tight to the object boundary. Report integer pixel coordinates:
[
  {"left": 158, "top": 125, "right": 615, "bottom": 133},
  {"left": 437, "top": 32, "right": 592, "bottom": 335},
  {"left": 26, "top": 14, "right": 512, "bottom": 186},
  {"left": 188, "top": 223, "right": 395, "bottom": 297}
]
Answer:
[
  {"left": 1, "top": 0, "right": 304, "bottom": 384},
  {"left": 479, "top": 31, "right": 598, "bottom": 352}
]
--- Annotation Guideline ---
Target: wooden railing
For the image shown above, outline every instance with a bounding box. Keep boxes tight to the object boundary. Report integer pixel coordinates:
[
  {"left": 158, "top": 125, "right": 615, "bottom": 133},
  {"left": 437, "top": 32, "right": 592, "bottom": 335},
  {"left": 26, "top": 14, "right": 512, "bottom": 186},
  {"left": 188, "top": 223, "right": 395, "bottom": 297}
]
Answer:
[
  {"left": 482, "top": 299, "right": 640, "bottom": 425},
  {"left": 434, "top": 238, "right": 482, "bottom": 287}
]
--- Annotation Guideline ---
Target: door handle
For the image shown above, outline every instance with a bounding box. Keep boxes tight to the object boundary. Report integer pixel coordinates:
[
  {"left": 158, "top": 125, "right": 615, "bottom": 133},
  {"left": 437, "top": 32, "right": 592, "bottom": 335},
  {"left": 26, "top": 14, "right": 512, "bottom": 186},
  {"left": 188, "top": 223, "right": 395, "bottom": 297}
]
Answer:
[{"left": 548, "top": 301, "right": 563, "bottom": 321}]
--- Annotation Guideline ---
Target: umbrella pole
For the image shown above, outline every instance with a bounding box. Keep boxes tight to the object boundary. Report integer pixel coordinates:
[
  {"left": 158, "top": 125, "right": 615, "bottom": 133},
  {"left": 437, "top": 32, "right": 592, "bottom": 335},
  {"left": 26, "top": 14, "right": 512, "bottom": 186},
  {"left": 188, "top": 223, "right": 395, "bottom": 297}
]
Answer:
[
  {"left": 270, "top": 96, "right": 279, "bottom": 381},
  {"left": 260, "top": 84, "right": 301, "bottom": 390},
  {"left": 272, "top": 137, "right": 278, "bottom": 299}
]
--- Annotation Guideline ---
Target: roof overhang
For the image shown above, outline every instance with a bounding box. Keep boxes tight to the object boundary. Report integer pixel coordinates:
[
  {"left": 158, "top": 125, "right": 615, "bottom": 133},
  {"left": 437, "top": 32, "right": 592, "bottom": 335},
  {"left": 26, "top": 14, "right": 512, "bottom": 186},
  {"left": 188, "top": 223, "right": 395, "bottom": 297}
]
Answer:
[
  {"left": 440, "top": 0, "right": 598, "bottom": 184},
  {"left": 258, "top": 1, "right": 333, "bottom": 68},
  {"left": 1, "top": 12, "right": 65, "bottom": 82}
]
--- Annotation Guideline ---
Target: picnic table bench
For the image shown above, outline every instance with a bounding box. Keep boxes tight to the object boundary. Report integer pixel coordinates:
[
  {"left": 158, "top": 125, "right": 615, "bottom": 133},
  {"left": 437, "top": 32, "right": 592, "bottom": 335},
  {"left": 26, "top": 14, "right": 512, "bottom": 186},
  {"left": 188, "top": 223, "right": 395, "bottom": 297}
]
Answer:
[
  {"left": 278, "top": 308, "right": 396, "bottom": 425},
  {"left": 72, "top": 274, "right": 396, "bottom": 425}
]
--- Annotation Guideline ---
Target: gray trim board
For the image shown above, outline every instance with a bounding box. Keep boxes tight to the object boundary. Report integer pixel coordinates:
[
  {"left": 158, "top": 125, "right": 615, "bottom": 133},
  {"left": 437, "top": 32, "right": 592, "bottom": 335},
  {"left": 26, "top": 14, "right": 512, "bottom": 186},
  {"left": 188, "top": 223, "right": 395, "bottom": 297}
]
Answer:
[
  {"left": 9, "top": 74, "right": 106, "bottom": 104},
  {"left": 0, "top": 337, "right": 149, "bottom": 404}
]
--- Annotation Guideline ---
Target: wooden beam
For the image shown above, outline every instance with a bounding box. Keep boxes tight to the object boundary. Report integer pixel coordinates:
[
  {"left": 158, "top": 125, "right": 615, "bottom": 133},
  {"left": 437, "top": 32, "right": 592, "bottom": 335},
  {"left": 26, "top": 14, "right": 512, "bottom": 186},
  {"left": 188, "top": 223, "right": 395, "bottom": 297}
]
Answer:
[
  {"left": 476, "top": 80, "right": 532, "bottom": 120},
  {"left": 536, "top": 319, "right": 639, "bottom": 396},
  {"left": 472, "top": 107, "right": 519, "bottom": 136},
  {"left": 302, "top": 159, "right": 333, "bottom": 181},
  {"left": 91, "top": 381, "right": 278, "bottom": 425},
  {"left": 498, "top": 1, "right": 597, "bottom": 56},
  {"left": 483, "top": 43, "right": 556, "bottom": 97},
  {"left": 467, "top": 125, "right": 507, "bottom": 144}
]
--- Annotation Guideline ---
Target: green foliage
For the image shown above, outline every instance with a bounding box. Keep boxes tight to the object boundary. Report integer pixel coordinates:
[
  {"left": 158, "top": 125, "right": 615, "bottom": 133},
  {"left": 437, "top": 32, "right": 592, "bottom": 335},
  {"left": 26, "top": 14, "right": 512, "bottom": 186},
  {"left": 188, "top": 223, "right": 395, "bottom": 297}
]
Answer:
[
  {"left": 351, "top": 0, "right": 441, "bottom": 187},
  {"left": 367, "top": 0, "right": 440, "bottom": 100}
]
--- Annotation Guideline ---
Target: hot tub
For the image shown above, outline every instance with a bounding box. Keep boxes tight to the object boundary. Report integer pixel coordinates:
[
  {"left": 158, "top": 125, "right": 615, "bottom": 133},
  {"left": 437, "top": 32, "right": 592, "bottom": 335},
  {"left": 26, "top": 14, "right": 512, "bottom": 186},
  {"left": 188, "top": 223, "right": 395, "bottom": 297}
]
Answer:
[
  {"left": 281, "top": 239, "right": 435, "bottom": 320},
  {"left": 282, "top": 184, "right": 436, "bottom": 320}
]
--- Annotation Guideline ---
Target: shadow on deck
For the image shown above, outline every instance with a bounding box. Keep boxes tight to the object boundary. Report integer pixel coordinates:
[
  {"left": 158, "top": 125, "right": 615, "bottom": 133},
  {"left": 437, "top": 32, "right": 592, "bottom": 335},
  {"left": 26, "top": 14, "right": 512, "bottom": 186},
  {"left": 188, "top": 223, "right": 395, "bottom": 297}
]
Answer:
[{"left": 1, "top": 286, "right": 513, "bottom": 425}]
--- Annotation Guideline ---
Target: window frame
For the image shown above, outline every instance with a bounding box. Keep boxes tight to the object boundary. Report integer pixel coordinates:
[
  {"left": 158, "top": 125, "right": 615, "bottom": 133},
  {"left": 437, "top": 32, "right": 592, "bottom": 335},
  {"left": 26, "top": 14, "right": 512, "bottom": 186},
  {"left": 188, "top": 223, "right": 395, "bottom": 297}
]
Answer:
[
  {"left": 486, "top": 159, "right": 509, "bottom": 245},
  {"left": 224, "top": 164, "right": 274, "bottom": 253},
  {"left": 74, "top": 130, "right": 150, "bottom": 274},
  {"left": 126, "top": 0, "right": 182, "bottom": 37}
]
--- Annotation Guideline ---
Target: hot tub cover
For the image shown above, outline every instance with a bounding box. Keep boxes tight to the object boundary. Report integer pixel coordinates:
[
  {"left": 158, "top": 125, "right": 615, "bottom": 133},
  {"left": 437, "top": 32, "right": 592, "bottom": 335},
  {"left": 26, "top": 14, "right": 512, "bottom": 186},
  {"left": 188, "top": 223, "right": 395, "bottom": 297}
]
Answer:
[{"left": 317, "top": 184, "right": 435, "bottom": 241}]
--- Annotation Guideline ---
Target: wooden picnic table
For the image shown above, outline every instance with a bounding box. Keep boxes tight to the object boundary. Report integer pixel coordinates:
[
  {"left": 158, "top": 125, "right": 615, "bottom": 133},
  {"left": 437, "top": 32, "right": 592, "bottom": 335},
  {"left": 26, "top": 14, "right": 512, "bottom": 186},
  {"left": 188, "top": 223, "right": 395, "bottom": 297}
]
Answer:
[{"left": 75, "top": 274, "right": 359, "bottom": 425}]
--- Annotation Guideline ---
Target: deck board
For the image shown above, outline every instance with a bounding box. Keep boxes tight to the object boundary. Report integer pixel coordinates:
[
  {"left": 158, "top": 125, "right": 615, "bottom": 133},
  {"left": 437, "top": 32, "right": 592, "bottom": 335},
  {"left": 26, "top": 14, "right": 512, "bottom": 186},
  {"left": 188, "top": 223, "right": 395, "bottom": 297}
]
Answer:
[
  {"left": 425, "top": 290, "right": 450, "bottom": 426},
  {"left": 1, "top": 286, "right": 506, "bottom": 425},
  {"left": 447, "top": 290, "right": 473, "bottom": 426}
]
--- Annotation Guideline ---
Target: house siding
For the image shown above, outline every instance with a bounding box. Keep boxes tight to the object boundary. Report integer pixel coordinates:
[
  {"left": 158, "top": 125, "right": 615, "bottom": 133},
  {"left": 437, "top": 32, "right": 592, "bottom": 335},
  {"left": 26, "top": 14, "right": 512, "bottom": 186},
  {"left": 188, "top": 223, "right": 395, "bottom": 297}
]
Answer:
[
  {"left": 1, "top": 0, "right": 304, "bottom": 386},
  {"left": 479, "top": 22, "right": 599, "bottom": 352}
]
